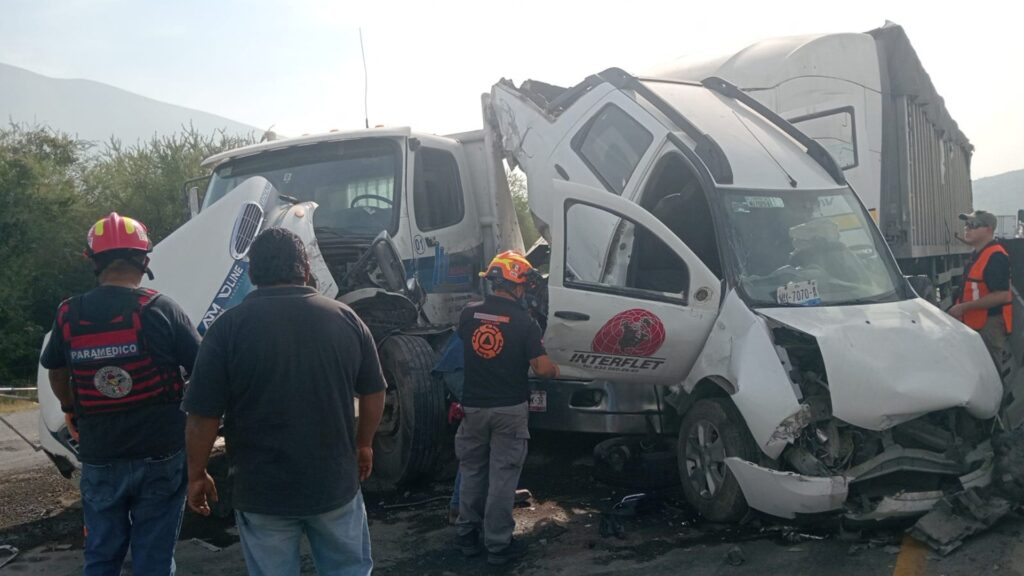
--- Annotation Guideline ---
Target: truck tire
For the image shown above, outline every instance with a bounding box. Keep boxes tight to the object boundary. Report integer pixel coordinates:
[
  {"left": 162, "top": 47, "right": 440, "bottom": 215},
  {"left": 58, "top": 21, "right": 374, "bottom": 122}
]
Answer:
[
  {"left": 677, "top": 398, "right": 758, "bottom": 523},
  {"left": 370, "top": 335, "right": 446, "bottom": 491}
]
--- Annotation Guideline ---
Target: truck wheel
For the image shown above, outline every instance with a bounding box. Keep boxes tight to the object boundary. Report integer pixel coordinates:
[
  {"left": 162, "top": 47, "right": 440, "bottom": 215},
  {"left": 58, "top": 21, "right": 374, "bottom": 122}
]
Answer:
[
  {"left": 677, "top": 398, "right": 758, "bottom": 523},
  {"left": 371, "top": 335, "right": 446, "bottom": 491}
]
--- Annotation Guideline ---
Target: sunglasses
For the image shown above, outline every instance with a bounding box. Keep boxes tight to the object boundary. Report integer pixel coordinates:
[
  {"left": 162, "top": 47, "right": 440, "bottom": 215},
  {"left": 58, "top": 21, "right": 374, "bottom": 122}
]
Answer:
[{"left": 964, "top": 221, "right": 989, "bottom": 230}]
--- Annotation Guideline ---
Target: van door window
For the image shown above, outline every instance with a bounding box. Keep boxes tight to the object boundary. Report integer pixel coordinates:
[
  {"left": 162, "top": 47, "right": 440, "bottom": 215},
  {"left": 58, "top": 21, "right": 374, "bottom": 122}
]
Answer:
[
  {"left": 639, "top": 153, "right": 722, "bottom": 277},
  {"left": 414, "top": 148, "right": 465, "bottom": 231},
  {"left": 571, "top": 104, "right": 653, "bottom": 195},
  {"left": 565, "top": 201, "right": 689, "bottom": 303}
]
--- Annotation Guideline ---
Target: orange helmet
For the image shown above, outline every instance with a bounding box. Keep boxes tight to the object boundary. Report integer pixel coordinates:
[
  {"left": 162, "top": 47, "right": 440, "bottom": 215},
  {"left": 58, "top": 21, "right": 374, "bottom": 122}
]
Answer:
[
  {"left": 480, "top": 250, "right": 533, "bottom": 285},
  {"left": 86, "top": 212, "right": 152, "bottom": 256}
]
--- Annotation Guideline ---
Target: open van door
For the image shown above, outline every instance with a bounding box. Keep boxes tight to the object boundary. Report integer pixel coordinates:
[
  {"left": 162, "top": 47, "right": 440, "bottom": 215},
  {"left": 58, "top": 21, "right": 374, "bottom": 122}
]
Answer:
[{"left": 545, "top": 180, "right": 720, "bottom": 385}]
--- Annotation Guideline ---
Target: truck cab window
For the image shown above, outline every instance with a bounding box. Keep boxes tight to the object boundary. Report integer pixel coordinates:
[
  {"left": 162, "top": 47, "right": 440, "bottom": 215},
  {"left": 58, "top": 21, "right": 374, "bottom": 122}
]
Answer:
[
  {"left": 414, "top": 148, "right": 465, "bottom": 232},
  {"left": 639, "top": 153, "right": 722, "bottom": 277},
  {"left": 571, "top": 104, "right": 653, "bottom": 194},
  {"left": 204, "top": 139, "right": 401, "bottom": 238},
  {"left": 789, "top": 108, "right": 857, "bottom": 170},
  {"left": 565, "top": 202, "right": 688, "bottom": 303}
]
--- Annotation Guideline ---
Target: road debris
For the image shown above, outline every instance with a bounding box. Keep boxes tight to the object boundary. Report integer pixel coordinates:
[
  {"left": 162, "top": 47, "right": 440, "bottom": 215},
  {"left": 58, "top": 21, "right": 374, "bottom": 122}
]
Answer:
[
  {"left": 190, "top": 538, "right": 223, "bottom": 552},
  {"left": 726, "top": 545, "right": 744, "bottom": 566},
  {"left": 379, "top": 495, "right": 450, "bottom": 510},
  {"left": 0, "top": 545, "right": 19, "bottom": 569}
]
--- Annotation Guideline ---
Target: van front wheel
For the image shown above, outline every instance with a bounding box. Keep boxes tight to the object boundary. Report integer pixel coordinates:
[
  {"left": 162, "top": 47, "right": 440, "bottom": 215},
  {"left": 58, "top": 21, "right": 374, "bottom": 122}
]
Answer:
[{"left": 677, "top": 398, "right": 758, "bottom": 523}]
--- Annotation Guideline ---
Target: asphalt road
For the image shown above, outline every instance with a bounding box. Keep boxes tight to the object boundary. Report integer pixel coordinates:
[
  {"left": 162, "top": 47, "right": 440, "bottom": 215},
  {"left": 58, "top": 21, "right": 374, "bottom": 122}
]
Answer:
[{"left": 3, "top": 410, "right": 1024, "bottom": 575}]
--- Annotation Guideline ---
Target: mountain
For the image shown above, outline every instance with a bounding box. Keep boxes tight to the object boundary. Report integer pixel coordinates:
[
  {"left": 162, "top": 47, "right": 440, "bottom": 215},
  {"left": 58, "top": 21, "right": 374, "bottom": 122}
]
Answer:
[
  {"left": 973, "top": 169, "right": 1024, "bottom": 216},
  {"left": 0, "top": 62, "right": 257, "bottom": 145}
]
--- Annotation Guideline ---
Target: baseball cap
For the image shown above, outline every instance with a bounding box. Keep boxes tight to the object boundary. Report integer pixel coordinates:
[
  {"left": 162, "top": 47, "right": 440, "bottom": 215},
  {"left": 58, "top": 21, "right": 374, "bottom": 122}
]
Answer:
[{"left": 958, "top": 210, "right": 997, "bottom": 229}]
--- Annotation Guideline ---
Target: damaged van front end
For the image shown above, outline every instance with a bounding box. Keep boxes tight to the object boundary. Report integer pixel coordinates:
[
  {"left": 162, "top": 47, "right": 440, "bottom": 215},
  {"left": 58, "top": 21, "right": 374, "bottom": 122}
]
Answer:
[{"left": 677, "top": 289, "right": 1002, "bottom": 520}]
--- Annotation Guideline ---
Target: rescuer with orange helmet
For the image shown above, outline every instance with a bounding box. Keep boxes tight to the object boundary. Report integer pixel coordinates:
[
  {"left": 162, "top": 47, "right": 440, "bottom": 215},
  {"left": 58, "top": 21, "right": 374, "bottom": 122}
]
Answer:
[{"left": 453, "top": 250, "right": 558, "bottom": 565}]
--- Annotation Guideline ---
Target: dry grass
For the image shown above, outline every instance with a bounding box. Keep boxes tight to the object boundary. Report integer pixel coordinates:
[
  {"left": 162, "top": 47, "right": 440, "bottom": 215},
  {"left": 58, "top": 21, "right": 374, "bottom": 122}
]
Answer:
[{"left": 0, "top": 396, "right": 38, "bottom": 414}]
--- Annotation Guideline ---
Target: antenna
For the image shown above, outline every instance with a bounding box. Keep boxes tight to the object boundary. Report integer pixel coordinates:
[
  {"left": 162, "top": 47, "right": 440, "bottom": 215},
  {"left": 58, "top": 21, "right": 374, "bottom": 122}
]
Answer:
[{"left": 359, "top": 28, "right": 369, "bottom": 129}]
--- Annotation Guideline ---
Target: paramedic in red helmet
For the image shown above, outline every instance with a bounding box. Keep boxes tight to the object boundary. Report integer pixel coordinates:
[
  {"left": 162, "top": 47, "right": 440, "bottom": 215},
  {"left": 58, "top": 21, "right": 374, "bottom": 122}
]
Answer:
[
  {"left": 454, "top": 250, "right": 558, "bottom": 566},
  {"left": 40, "top": 212, "right": 200, "bottom": 576}
]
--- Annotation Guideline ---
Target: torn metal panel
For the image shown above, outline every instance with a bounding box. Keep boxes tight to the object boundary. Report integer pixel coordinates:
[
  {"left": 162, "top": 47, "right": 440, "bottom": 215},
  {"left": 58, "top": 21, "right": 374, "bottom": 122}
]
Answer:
[
  {"left": 724, "top": 457, "right": 847, "bottom": 519},
  {"left": 909, "top": 489, "right": 1013, "bottom": 555},
  {"left": 489, "top": 81, "right": 619, "bottom": 238},
  {"left": 845, "top": 446, "right": 964, "bottom": 483},
  {"left": 758, "top": 298, "right": 1001, "bottom": 431},
  {"left": 679, "top": 290, "right": 803, "bottom": 459},
  {"left": 844, "top": 491, "right": 944, "bottom": 522}
]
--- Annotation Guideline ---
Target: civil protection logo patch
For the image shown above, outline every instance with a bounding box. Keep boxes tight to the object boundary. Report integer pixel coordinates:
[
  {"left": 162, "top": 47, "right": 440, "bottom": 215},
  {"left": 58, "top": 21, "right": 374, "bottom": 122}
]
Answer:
[
  {"left": 471, "top": 324, "right": 505, "bottom": 359},
  {"left": 94, "top": 366, "right": 133, "bottom": 398}
]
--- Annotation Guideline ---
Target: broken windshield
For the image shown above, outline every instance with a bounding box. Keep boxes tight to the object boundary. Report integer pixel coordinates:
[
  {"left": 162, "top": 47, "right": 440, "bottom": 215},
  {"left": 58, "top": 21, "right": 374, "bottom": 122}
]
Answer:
[
  {"left": 719, "top": 188, "right": 906, "bottom": 307},
  {"left": 203, "top": 139, "right": 402, "bottom": 238}
]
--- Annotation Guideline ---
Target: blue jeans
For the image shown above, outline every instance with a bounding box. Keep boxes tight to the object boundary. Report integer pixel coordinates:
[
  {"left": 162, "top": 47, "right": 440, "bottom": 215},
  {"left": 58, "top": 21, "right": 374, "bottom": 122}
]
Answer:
[
  {"left": 80, "top": 450, "right": 187, "bottom": 576},
  {"left": 235, "top": 491, "right": 372, "bottom": 576}
]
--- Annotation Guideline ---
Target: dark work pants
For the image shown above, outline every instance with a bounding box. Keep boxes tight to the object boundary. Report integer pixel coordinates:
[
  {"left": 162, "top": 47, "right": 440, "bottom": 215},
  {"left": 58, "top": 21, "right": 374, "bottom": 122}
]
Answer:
[{"left": 454, "top": 402, "right": 529, "bottom": 552}]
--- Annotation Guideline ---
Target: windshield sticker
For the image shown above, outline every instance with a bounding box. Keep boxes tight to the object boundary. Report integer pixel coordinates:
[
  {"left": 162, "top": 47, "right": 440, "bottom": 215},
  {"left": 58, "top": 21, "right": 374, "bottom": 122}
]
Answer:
[
  {"left": 569, "top": 309, "right": 667, "bottom": 374},
  {"left": 743, "top": 196, "right": 784, "bottom": 209},
  {"left": 776, "top": 280, "right": 822, "bottom": 306}
]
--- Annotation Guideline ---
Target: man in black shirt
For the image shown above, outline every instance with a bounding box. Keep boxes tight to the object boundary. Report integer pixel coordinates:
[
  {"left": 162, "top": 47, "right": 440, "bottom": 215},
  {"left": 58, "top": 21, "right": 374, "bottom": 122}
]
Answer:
[
  {"left": 183, "top": 228, "right": 385, "bottom": 576},
  {"left": 950, "top": 210, "right": 1013, "bottom": 369},
  {"left": 455, "top": 250, "right": 558, "bottom": 565},
  {"left": 41, "top": 213, "right": 200, "bottom": 576}
]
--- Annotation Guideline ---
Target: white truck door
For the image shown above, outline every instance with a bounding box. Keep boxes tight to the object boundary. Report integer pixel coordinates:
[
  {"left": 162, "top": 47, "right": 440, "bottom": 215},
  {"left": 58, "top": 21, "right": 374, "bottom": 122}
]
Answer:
[
  {"left": 546, "top": 180, "right": 720, "bottom": 385},
  {"left": 407, "top": 142, "right": 482, "bottom": 324}
]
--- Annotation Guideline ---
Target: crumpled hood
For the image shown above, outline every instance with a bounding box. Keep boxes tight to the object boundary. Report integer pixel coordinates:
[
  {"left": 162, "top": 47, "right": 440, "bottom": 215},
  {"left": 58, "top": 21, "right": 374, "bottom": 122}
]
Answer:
[{"left": 759, "top": 298, "right": 1002, "bottom": 430}]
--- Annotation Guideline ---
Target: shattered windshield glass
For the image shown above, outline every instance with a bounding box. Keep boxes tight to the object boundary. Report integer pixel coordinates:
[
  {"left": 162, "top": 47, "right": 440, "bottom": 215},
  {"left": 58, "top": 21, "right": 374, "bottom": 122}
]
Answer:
[
  {"left": 203, "top": 139, "right": 401, "bottom": 238},
  {"left": 720, "top": 188, "right": 905, "bottom": 306}
]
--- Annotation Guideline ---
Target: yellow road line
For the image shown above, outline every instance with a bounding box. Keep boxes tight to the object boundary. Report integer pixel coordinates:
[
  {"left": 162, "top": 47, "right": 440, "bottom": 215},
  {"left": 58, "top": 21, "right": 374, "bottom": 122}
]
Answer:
[{"left": 892, "top": 534, "right": 928, "bottom": 576}]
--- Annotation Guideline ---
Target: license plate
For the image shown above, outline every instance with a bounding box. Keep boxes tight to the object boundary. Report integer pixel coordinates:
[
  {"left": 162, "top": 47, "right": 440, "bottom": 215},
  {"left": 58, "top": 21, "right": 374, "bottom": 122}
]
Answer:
[
  {"left": 529, "top": 390, "right": 547, "bottom": 412},
  {"left": 776, "top": 280, "right": 821, "bottom": 306}
]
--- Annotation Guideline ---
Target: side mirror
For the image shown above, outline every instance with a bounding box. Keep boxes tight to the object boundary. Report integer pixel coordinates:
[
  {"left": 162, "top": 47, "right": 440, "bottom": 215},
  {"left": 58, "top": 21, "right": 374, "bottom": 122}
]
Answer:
[
  {"left": 906, "top": 275, "right": 936, "bottom": 303},
  {"left": 181, "top": 175, "right": 210, "bottom": 220},
  {"left": 187, "top": 186, "right": 201, "bottom": 218}
]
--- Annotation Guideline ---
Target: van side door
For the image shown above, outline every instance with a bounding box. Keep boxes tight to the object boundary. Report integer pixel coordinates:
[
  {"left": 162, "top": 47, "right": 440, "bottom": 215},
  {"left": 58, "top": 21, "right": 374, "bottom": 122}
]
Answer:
[{"left": 545, "top": 180, "right": 720, "bottom": 385}]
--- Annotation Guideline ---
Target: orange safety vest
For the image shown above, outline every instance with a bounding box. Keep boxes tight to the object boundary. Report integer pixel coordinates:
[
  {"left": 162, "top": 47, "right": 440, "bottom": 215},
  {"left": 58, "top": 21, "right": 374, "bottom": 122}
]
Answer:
[{"left": 958, "top": 243, "right": 1013, "bottom": 332}]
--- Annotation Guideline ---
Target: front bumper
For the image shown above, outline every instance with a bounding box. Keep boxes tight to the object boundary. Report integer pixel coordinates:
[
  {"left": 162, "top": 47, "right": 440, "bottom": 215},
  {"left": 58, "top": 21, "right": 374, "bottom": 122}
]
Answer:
[{"left": 725, "top": 446, "right": 994, "bottom": 520}]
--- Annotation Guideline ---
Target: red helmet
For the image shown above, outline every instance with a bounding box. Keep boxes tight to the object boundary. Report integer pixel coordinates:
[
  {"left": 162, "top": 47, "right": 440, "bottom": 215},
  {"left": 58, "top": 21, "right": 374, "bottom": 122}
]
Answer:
[{"left": 86, "top": 212, "right": 152, "bottom": 256}]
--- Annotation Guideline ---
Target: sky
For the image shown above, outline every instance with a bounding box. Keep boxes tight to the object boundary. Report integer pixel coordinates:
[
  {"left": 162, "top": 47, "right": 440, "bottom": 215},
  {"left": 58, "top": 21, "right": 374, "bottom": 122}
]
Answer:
[{"left": 1, "top": 0, "right": 1020, "bottom": 178}]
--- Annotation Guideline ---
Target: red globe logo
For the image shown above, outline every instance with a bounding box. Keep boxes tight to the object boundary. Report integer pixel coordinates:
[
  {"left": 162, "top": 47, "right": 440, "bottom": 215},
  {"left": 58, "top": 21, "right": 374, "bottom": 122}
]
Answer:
[{"left": 591, "top": 309, "right": 666, "bottom": 357}]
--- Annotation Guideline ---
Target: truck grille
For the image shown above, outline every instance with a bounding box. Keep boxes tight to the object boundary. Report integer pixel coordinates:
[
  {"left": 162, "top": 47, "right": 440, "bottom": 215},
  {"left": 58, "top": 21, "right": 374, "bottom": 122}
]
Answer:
[{"left": 230, "top": 202, "right": 264, "bottom": 260}]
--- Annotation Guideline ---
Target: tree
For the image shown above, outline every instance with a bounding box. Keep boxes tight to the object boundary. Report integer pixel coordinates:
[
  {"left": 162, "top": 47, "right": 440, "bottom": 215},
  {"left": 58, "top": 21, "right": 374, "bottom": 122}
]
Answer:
[
  {"left": 0, "top": 125, "right": 94, "bottom": 383},
  {"left": 508, "top": 170, "right": 540, "bottom": 248},
  {"left": 0, "top": 124, "right": 255, "bottom": 384},
  {"left": 84, "top": 126, "right": 255, "bottom": 244}
]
